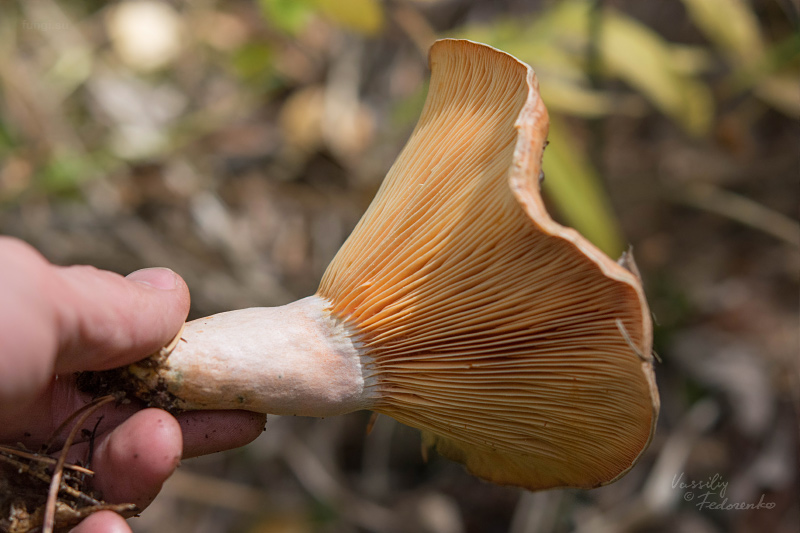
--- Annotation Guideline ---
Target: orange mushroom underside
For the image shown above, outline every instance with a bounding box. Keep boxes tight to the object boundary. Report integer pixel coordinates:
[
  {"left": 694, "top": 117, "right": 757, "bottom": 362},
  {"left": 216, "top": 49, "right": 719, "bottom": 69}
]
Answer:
[
  {"left": 319, "top": 39, "right": 659, "bottom": 490},
  {"left": 118, "top": 39, "right": 659, "bottom": 493}
]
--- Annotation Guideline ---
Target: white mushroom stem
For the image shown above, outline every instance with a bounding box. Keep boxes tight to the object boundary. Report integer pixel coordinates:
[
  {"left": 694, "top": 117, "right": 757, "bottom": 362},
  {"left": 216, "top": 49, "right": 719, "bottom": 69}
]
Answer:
[{"left": 129, "top": 296, "right": 377, "bottom": 417}]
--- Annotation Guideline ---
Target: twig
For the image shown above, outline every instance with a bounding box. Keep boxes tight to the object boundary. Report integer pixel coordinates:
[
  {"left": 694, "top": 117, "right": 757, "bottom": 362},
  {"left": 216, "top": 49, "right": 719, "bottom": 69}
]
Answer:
[
  {"left": 359, "top": 414, "right": 395, "bottom": 499},
  {"left": 669, "top": 182, "right": 800, "bottom": 246},
  {"left": 586, "top": 0, "right": 606, "bottom": 172},
  {"left": 282, "top": 432, "right": 398, "bottom": 533},
  {"left": 509, "top": 491, "right": 564, "bottom": 533},
  {"left": 365, "top": 412, "right": 379, "bottom": 436},
  {"left": 392, "top": 3, "right": 438, "bottom": 59},
  {"left": 161, "top": 469, "right": 269, "bottom": 514},
  {"left": 0, "top": 451, "right": 101, "bottom": 506},
  {"left": 43, "top": 395, "right": 116, "bottom": 533},
  {"left": 0, "top": 445, "right": 94, "bottom": 475},
  {"left": 42, "top": 390, "right": 119, "bottom": 455},
  {"left": 84, "top": 416, "right": 104, "bottom": 472},
  {"left": 616, "top": 318, "right": 660, "bottom": 363}
]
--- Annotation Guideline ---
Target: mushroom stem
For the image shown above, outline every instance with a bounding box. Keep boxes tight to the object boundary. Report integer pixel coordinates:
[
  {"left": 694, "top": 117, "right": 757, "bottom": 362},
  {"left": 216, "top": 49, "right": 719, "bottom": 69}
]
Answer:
[{"left": 128, "top": 296, "right": 377, "bottom": 417}]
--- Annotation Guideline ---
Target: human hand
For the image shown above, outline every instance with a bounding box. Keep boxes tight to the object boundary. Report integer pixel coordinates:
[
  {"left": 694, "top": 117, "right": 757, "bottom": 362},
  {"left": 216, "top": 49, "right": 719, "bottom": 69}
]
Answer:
[{"left": 0, "top": 237, "right": 266, "bottom": 532}]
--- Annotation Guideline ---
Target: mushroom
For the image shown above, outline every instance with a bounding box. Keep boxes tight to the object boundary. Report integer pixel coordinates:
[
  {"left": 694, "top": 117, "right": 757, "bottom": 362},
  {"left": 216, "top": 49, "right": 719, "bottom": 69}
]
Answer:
[{"left": 122, "top": 39, "right": 659, "bottom": 491}]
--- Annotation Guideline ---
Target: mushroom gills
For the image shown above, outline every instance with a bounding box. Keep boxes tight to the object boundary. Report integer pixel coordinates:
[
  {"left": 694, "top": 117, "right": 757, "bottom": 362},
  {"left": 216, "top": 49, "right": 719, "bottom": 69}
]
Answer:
[{"left": 123, "top": 39, "right": 659, "bottom": 492}]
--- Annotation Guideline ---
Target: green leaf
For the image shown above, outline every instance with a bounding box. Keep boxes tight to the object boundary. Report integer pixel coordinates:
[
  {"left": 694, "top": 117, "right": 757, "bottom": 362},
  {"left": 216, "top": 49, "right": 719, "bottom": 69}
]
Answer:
[
  {"left": 231, "top": 42, "right": 275, "bottom": 84},
  {"left": 539, "top": 79, "right": 615, "bottom": 118},
  {"left": 0, "top": 119, "right": 16, "bottom": 153},
  {"left": 754, "top": 73, "right": 800, "bottom": 118},
  {"left": 681, "top": 0, "right": 765, "bottom": 67},
  {"left": 541, "top": 117, "right": 625, "bottom": 257},
  {"left": 258, "top": 0, "right": 316, "bottom": 35},
  {"left": 668, "top": 44, "right": 715, "bottom": 75},
  {"left": 259, "top": 0, "right": 384, "bottom": 36},
  {"left": 391, "top": 82, "right": 429, "bottom": 128},
  {"left": 36, "top": 150, "right": 95, "bottom": 195},
  {"left": 315, "top": 0, "right": 384, "bottom": 36},
  {"left": 727, "top": 33, "right": 800, "bottom": 117},
  {"left": 600, "top": 11, "right": 714, "bottom": 137},
  {"left": 453, "top": 1, "right": 715, "bottom": 135}
]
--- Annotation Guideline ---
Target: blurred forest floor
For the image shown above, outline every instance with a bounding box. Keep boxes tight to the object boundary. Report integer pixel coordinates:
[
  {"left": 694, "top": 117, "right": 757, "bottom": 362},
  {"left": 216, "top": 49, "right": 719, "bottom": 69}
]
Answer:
[{"left": 1, "top": 1, "right": 798, "bottom": 532}]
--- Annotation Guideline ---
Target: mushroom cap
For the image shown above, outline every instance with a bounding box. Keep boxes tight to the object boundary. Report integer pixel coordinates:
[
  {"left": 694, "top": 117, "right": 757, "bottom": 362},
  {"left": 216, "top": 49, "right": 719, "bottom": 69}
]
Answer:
[{"left": 318, "top": 39, "right": 659, "bottom": 491}]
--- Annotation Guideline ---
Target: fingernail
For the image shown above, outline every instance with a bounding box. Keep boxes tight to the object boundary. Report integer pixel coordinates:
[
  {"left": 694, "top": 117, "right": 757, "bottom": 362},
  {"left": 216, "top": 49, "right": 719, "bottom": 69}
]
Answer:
[{"left": 127, "top": 267, "right": 179, "bottom": 290}]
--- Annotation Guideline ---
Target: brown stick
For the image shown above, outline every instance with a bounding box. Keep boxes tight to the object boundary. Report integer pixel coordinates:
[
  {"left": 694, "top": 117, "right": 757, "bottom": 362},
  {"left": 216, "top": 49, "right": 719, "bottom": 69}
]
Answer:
[
  {"left": 43, "top": 395, "right": 116, "bottom": 533},
  {"left": 0, "top": 444, "right": 94, "bottom": 475}
]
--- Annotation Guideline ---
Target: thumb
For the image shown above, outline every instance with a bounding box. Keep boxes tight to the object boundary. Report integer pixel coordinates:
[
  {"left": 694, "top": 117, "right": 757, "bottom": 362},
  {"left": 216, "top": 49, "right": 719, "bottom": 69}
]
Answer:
[{"left": 53, "top": 265, "right": 190, "bottom": 373}]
